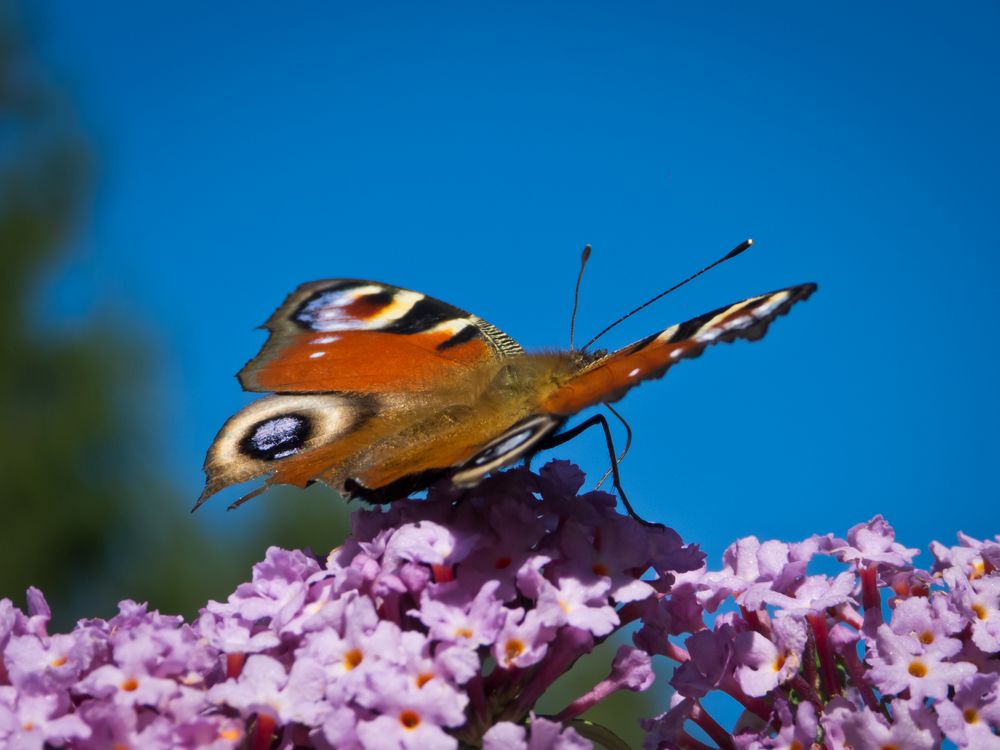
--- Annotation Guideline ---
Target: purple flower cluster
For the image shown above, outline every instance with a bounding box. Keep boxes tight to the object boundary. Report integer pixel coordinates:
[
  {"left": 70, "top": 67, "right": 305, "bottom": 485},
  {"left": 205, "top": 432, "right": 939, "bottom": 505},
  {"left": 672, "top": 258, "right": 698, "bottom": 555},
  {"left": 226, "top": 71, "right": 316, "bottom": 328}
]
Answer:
[
  {"left": 640, "top": 516, "right": 1000, "bottom": 749},
  {"left": 0, "top": 594, "right": 241, "bottom": 749},
  {"left": 0, "top": 462, "right": 702, "bottom": 749},
  {"left": 4, "top": 463, "right": 997, "bottom": 749}
]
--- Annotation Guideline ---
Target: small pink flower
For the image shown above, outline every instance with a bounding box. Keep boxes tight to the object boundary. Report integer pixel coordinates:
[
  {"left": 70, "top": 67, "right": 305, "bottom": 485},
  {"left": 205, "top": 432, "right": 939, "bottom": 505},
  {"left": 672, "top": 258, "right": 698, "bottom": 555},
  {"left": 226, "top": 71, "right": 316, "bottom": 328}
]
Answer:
[
  {"left": 830, "top": 515, "right": 919, "bottom": 569},
  {"left": 867, "top": 624, "right": 976, "bottom": 703},
  {"left": 670, "top": 624, "right": 735, "bottom": 699},
  {"left": 948, "top": 572, "right": 1000, "bottom": 652},
  {"left": 535, "top": 576, "right": 618, "bottom": 637},
  {"left": 0, "top": 691, "right": 91, "bottom": 748},
  {"left": 824, "top": 700, "right": 939, "bottom": 750},
  {"left": 483, "top": 716, "right": 591, "bottom": 750},
  {"left": 493, "top": 609, "right": 555, "bottom": 670},
  {"left": 416, "top": 580, "right": 507, "bottom": 648},
  {"left": 733, "top": 617, "right": 806, "bottom": 698},
  {"left": 935, "top": 673, "right": 1000, "bottom": 747}
]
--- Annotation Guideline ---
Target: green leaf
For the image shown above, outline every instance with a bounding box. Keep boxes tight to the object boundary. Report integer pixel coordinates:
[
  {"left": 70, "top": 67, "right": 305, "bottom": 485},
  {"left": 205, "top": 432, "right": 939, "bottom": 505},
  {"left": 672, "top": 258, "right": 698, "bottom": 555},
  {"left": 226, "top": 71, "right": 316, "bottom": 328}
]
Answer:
[{"left": 568, "top": 719, "right": 632, "bottom": 750}]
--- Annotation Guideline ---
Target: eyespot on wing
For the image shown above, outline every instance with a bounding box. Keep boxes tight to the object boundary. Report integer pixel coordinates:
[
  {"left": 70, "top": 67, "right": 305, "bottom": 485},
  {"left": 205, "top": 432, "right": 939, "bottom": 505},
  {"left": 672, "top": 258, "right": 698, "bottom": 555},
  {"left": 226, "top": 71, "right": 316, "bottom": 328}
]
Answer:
[{"left": 196, "top": 393, "right": 370, "bottom": 509}]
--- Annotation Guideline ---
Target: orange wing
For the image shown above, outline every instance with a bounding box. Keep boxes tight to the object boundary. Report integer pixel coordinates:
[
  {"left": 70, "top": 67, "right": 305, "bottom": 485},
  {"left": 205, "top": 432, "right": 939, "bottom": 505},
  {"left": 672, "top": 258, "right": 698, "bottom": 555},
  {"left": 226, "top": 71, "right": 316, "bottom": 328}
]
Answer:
[
  {"left": 543, "top": 283, "right": 817, "bottom": 416},
  {"left": 238, "top": 279, "right": 522, "bottom": 393}
]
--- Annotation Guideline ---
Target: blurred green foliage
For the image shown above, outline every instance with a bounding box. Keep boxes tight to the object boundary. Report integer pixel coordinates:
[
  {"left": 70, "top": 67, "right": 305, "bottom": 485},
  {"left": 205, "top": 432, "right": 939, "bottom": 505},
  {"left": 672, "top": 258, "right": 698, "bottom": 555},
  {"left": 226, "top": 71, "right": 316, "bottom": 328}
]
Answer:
[
  {"left": 0, "top": 5, "right": 351, "bottom": 630},
  {"left": 0, "top": 7, "right": 664, "bottom": 743}
]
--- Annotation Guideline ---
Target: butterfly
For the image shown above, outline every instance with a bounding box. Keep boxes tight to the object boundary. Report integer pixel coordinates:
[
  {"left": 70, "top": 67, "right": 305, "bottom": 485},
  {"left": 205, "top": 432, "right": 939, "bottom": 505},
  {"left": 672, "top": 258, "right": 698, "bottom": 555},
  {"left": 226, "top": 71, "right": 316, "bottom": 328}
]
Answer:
[{"left": 195, "top": 242, "right": 816, "bottom": 524}]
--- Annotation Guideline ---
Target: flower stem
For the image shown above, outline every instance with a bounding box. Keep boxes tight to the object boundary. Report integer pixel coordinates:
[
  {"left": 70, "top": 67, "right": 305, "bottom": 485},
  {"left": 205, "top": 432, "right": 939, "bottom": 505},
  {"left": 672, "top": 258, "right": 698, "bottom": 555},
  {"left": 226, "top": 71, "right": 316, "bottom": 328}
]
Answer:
[
  {"left": 513, "top": 631, "right": 589, "bottom": 717},
  {"left": 739, "top": 605, "right": 772, "bottom": 638},
  {"left": 720, "top": 676, "right": 772, "bottom": 721},
  {"left": 788, "top": 673, "right": 823, "bottom": 710},
  {"left": 659, "top": 639, "right": 691, "bottom": 664},
  {"left": 251, "top": 714, "right": 276, "bottom": 750},
  {"left": 467, "top": 673, "right": 488, "bottom": 724},
  {"left": 690, "top": 701, "right": 735, "bottom": 750},
  {"left": 860, "top": 564, "right": 879, "bottom": 612},
  {"left": 806, "top": 613, "right": 840, "bottom": 697},
  {"left": 837, "top": 604, "right": 864, "bottom": 630},
  {"left": 556, "top": 676, "right": 618, "bottom": 721},
  {"left": 840, "top": 645, "right": 880, "bottom": 712},
  {"left": 860, "top": 564, "right": 883, "bottom": 634},
  {"left": 432, "top": 564, "right": 455, "bottom": 583},
  {"left": 803, "top": 627, "right": 818, "bottom": 691},
  {"left": 676, "top": 731, "right": 716, "bottom": 750},
  {"left": 226, "top": 652, "right": 245, "bottom": 679}
]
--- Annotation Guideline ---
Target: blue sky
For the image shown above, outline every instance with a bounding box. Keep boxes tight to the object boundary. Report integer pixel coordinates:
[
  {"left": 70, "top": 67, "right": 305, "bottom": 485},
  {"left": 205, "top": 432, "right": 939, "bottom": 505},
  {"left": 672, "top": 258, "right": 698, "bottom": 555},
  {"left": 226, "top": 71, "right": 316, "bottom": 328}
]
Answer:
[{"left": 30, "top": 2, "right": 999, "bottom": 560}]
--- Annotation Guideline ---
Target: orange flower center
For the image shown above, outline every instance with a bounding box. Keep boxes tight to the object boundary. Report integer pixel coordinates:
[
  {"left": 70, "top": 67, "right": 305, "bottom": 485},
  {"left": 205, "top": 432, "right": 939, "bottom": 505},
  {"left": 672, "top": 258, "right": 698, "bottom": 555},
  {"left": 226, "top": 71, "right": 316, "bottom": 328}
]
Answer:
[
  {"left": 220, "top": 728, "right": 241, "bottom": 741},
  {"left": 50, "top": 656, "right": 68, "bottom": 667},
  {"left": 120, "top": 677, "right": 139, "bottom": 692},
  {"left": 344, "top": 649, "right": 363, "bottom": 670},
  {"left": 918, "top": 631, "right": 934, "bottom": 645},
  {"left": 964, "top": 708, "right": 979, "bottom": 724},
  {"left": 772, "top": 653, "right": 786, "bottom": 672},
  {"left": 908, "top": 661, "right": 928, "bottom": 678},
  {"left": 454, "top": 627, "right": 473, "bottom": 639},
  {"left": 504, "top": 638, "right": 525, "bottom": 665},
  {"left": 972, "top": 603, "right": 987, "bottom": 620},
  {"left": 415, "top": 672, "right": 434, "bottom": 688},
  {"left": 399, "top": 710, "right": 421, "bottom": 729},
  {"left": 592, "top": 563, "right": 609, "bottom": 577}
]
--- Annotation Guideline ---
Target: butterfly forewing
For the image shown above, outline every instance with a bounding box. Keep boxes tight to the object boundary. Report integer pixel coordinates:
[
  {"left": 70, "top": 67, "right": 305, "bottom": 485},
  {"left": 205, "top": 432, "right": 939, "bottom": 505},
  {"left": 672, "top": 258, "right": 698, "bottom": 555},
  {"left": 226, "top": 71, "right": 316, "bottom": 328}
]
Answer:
[
  {"left": 542, "top": 283, "right": 817, "bottom": 416},
  {"left": 238, "top": 279, "right": 522, "bottom": 393},
  {"left": 199, "top": 280, "right": 529, "bottom": 508}
]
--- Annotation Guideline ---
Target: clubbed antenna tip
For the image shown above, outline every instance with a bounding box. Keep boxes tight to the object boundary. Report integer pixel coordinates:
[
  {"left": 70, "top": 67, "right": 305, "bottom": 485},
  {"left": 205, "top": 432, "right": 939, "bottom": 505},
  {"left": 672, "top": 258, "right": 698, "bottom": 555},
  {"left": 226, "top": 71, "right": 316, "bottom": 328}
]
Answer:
[{"left": 724, "top": 238, "right": 753, "bottom": 260}]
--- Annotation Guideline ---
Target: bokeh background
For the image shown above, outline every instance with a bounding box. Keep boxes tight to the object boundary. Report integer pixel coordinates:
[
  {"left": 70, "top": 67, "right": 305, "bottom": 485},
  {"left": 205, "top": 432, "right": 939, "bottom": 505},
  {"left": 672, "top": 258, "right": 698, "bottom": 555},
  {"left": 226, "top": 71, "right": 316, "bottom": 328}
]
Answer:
[{"left": 3, "top": 1, "right": 998, "bottom": 743}]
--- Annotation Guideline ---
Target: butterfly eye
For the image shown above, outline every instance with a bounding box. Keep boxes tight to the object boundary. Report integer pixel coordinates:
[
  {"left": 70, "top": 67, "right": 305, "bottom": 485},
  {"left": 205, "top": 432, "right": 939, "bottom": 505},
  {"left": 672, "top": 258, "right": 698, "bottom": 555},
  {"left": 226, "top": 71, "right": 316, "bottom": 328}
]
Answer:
[{"left": 239, "top": 414, "right": 312, "bottom": 461}]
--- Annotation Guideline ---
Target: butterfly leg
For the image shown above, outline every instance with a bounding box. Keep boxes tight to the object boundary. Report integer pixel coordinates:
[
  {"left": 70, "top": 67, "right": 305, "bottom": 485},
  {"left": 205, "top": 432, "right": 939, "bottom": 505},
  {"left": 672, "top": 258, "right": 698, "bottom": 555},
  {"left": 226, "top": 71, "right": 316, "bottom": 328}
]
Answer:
[
  {"left": 540, "top": 414, "right": 663, "bottom": 529},
  {"left": 595, "top": 404, "right": 632, "bottom": 491},
  {"left": 223, "top": 483, "right": 268, "bottom": 511}
]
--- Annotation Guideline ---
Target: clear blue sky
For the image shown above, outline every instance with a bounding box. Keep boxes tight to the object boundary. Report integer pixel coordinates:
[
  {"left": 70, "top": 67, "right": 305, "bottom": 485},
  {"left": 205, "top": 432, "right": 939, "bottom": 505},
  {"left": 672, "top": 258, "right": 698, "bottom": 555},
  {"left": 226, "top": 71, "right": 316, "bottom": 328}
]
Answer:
[{"left": 31, "top": 2, "right": 999, "bottom": 560}]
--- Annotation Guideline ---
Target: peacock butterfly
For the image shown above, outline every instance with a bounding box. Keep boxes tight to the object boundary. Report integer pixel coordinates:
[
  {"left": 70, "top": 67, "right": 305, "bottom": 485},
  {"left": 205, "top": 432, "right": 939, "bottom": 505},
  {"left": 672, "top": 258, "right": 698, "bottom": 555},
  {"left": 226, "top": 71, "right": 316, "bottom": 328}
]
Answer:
[{"left": 195, "top": 241, "right": 816, "bottom": 524}]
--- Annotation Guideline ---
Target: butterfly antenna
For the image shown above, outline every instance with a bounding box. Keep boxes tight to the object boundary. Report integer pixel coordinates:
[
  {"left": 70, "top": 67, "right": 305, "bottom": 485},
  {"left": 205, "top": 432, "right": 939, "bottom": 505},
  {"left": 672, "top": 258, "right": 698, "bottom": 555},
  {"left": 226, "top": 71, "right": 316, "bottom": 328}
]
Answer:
[
  {"left": 569, "top": 244, "right": 592, "bottom": 350},
  {"left": 580, "top": 238, "right": 753, "bottom": 351},
  {"left": 595, "top": 403, "right": 632, "bottom": 490}
]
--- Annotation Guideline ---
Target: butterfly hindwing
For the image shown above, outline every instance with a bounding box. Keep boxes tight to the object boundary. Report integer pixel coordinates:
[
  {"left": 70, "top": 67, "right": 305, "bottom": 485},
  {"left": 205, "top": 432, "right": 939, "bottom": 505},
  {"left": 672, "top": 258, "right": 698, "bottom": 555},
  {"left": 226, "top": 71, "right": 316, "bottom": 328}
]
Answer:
[
  {"left": 197, "top": 387, "right": 547, "bottom": 510},
  {"left": 238, "top": 279, "right": 522, "bottom": 393},
  {"left": 196, "top": 392, "right": 376, "bottom": 508},
  {"left": 542, "top": 283, "right": 817, "bottom": 416}
]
